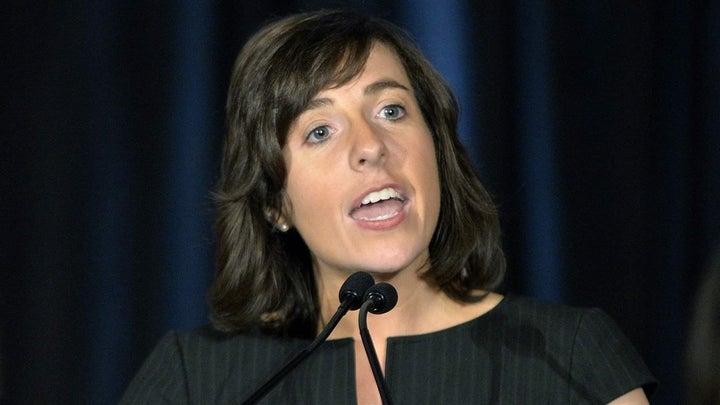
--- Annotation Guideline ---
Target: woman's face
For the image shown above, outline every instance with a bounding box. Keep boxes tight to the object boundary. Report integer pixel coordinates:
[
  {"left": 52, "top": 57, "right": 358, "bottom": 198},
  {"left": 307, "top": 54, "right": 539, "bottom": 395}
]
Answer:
[{"left": 282, "top": 43, "right": 441, "bottom": 280}]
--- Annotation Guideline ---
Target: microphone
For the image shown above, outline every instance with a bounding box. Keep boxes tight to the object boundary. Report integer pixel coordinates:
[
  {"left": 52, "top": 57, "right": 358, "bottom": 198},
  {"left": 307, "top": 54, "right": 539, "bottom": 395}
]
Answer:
[
  {"left": 359, "top": 282, "right": 398, "bottom": 405},
  {"left": 364, "top": 282, "right": 398, "bottom": 314},
  {"left": 241, "top": 271, "right": 375, "bottom": 405}
]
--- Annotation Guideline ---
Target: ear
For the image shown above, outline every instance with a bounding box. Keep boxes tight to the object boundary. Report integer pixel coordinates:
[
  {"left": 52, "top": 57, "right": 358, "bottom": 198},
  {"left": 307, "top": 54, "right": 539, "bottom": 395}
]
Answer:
[{"left": 264, "top": 207, "right": 291, "bottom": 232}]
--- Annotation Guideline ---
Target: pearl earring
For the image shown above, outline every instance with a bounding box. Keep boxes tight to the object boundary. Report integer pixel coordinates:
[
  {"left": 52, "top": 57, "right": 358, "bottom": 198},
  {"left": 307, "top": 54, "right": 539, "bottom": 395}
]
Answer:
[{"left": 278, "top": 223, "right": 289, "bottom": 232}]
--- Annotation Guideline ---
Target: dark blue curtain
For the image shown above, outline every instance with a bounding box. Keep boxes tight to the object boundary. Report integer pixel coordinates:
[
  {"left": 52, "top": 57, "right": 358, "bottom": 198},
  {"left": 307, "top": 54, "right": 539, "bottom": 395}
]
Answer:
[{"left": 2, "top": 2, "right": 718, "bottom": 404}]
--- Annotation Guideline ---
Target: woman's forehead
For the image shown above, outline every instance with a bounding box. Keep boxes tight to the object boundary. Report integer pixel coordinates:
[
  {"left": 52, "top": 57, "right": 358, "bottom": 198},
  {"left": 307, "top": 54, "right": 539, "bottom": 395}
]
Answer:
[{"left": 310, "top": 42, "right": 409, "bottom": 98}]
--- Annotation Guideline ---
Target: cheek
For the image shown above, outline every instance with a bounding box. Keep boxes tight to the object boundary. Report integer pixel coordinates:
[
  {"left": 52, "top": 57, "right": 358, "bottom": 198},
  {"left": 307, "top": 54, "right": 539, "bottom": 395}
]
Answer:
[
  {"left": 284, "top": 173, "right": 309, "bottom": 221},
  {"left": 420, "top": 138, "right": 442, "bottom": 224},
  {"left": 418, "top": 136, "right": 441, "bottom": 188},
  {"left": 284, "top": 168, "right": 332, "bottom": 229},
  {"left": 426, "top": 162, "right": 442, "bottom": 222}
]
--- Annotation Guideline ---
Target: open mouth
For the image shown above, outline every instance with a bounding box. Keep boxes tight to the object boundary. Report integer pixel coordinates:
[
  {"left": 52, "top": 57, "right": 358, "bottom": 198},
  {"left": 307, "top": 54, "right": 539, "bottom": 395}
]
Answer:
[{"left": 350, "top": 187, "right": 407, "bottom": 221}]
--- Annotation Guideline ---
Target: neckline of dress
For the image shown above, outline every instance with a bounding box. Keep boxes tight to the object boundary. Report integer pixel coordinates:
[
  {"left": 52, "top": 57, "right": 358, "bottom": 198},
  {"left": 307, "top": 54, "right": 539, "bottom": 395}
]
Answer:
[{"left": 324, "top": 293, "right": 509, "bottom": 344}]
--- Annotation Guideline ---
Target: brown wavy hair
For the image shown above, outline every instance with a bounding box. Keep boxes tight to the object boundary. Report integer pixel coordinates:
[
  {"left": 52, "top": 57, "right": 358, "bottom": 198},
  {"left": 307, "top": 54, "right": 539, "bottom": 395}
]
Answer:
[{"left": 211, "top": 10, "right": 505, "bottom": 337}]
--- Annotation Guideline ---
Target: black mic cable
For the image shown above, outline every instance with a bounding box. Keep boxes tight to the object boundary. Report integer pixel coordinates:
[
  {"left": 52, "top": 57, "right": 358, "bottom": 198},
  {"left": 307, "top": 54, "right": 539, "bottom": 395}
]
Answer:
[
  {"left": 241, "top": 271, "right": 375, "bottom": 405},
  {"left": 358, "top": 282, "right": 398, "bottom": 405}
]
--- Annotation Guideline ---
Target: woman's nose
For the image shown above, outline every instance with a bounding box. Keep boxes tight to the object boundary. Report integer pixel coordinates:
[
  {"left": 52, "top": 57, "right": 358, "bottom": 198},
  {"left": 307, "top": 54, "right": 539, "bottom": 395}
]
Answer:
[{"left": 349, "top": 119, "right": 387, "bottom": 170}]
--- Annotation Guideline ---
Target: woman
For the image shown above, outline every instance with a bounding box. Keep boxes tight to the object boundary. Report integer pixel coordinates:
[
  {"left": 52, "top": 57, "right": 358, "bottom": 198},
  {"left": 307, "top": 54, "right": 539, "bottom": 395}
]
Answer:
[{"left": 122, "top": 10, "right": 656, "bottom": 404}]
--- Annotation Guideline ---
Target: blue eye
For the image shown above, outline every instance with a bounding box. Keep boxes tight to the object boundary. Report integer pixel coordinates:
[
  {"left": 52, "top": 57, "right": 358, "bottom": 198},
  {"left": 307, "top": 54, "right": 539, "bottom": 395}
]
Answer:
[
  {"left": 378, "top": 105, "right": 405, "bottom": 120},
  {"left": 306, "top": 125, "right": 333, "bottom": 144}
]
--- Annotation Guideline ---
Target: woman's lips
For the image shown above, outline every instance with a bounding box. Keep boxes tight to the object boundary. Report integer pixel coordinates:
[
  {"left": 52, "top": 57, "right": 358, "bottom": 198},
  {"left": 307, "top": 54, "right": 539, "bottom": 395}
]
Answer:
[
  {"left": 348, "top": 185, "right": 409, "bottom": 229},
  {"left": 350, "top": 199, "right": 405, "bottom": 221}
]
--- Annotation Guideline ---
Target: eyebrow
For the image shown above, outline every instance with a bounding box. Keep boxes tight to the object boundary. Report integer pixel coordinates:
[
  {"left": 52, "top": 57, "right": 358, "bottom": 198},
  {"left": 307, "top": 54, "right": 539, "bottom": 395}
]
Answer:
[
  {"left": 364, "top": 80, "right": 410, "bottom": 96},
  {"left": 303, "top": 79, "right": 411, "bottom": 111}
]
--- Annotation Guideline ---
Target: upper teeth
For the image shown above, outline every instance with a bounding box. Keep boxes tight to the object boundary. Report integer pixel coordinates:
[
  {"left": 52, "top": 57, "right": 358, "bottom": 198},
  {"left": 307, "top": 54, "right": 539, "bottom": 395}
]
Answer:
[{"left": 361, "top": 187, "right": 401, "bottom": 205}]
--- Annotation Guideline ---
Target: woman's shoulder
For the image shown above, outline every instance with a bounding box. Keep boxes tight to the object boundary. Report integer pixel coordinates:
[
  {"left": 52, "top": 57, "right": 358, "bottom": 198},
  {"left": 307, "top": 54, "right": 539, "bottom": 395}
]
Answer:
[
  {"left": 495, "top": 293, "right": 611, "bottom": 328},
  {"left": 480, "top": 294, "right": 658, "bottom": 400},
  {"left": 480, "top": 294, "right": 642, "bottom": 359},
  {"left": 168, "top": 324, "right": 309, "bottom": 357},
  {"left": 500, "top": 293, "right": 588, "bottom": 313},
  {"left": 120, "top": 326, "right": 314, "bottom": 404}
]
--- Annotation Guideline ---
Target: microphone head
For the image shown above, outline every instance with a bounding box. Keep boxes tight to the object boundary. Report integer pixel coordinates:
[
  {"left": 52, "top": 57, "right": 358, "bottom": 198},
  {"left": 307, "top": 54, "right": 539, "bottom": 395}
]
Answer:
[
  {"left": 339, "top": 272, "right": 375, "bottom": 310},
  {"left": 363, "top": 282, "right": 398, "bottom": 314}
]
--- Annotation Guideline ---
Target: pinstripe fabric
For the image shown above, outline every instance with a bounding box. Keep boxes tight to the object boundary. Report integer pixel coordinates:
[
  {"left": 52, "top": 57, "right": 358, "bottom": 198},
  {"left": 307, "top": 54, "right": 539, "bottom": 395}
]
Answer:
[{"left": 120, "top": 295, "right": 656, "bottom": 404}]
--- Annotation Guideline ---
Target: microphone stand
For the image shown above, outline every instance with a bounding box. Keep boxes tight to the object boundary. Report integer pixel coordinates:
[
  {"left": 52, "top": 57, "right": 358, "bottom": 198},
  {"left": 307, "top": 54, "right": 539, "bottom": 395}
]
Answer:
[
  {"left": 241, "top": 301, "right": 352, "bottom": 405},
  {"left": 358, "top": 287, "right": 396, "bottom": 405},
  {"left": 241, "top": 272, "right": 374, "bottom": 405}
]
